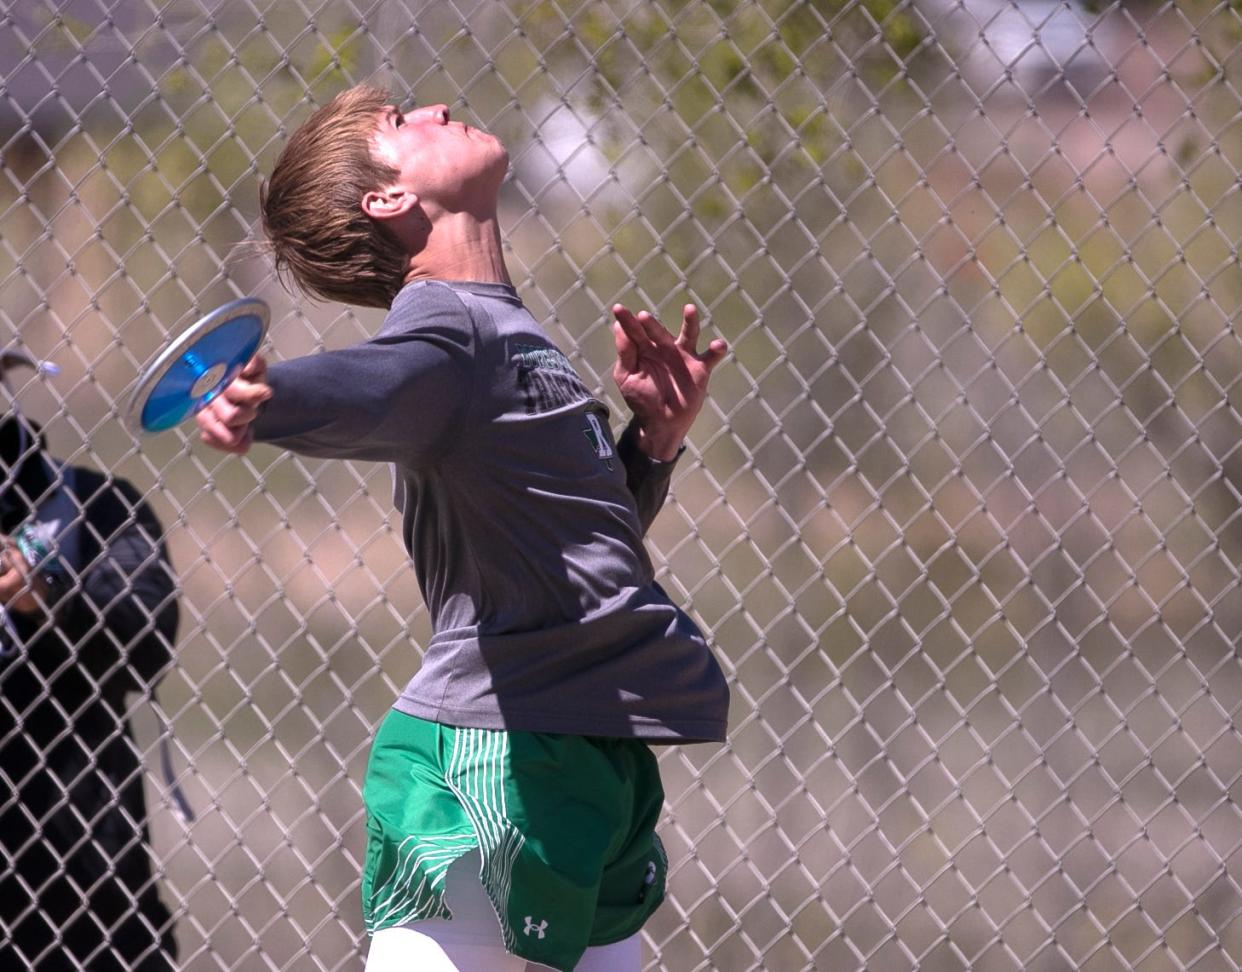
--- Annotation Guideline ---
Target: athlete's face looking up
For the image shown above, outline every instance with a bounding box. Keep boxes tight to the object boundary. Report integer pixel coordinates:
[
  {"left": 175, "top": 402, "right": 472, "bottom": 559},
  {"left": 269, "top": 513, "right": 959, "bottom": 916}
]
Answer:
[{"left": 368, "top": 104, "right": 508, "bottom": 219}]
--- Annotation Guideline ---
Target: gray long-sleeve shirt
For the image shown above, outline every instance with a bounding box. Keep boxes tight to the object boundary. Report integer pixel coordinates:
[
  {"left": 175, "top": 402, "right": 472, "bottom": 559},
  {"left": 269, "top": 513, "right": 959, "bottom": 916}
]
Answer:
[{"left": 253, "top": 280, "right": 728, "bottom": 742}]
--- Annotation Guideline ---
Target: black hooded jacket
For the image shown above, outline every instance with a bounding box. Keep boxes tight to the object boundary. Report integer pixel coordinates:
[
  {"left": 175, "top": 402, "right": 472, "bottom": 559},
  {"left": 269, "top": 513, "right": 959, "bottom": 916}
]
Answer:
[{"left": 0, "top": 414, "right": 180, "bottom": 971}]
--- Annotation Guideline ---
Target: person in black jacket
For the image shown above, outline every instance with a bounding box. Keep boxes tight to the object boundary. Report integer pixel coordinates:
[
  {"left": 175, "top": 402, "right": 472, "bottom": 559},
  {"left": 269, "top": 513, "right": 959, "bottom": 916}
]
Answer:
[{"left": 0, "top": 354, "right": 180, "bottom": 971}]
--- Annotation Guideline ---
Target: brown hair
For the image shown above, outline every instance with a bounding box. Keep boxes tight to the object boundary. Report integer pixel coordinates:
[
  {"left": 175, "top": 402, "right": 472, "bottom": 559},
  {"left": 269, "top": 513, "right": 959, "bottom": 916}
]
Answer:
[{"left": 260, "top": 85, "right": 405, "bottom": 309}]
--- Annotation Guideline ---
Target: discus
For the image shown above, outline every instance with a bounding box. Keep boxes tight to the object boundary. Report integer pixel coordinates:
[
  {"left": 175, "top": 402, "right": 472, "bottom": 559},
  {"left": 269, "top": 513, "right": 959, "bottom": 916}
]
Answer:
[{"left": 126, "top": 297, "right": 269, "bottom": 434}]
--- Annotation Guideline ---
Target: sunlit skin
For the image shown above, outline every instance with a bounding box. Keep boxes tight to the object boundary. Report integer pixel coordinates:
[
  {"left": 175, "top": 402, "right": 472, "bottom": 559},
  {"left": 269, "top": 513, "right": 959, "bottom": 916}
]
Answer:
[
  {"left": 0, "top": 535, "right": 46, "bottom": 614},
  {"left": 196, "top": 103, "right": 728, "bottom": 461},
  {"left": 612, "top": 303, "right": 728, "bottom": 460},
  {"left": 363, "top": 104, "right": 512, "bottom": 286}
]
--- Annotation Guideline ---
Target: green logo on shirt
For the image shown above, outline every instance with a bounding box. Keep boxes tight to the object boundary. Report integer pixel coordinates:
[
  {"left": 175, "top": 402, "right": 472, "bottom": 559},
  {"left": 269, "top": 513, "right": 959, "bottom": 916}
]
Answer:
[
  {"left": 512, "top": 342, "right": 591, "bottom": 414},
  {"left": 513, "top": 344, "right": 577, "bottom": 375}
]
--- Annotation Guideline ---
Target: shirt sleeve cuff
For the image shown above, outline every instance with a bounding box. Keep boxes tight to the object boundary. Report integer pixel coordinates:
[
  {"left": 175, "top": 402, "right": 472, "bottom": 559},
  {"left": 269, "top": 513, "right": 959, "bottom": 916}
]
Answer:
[{"left": 617, "top": 419, "right": 685, "bottom": 477}]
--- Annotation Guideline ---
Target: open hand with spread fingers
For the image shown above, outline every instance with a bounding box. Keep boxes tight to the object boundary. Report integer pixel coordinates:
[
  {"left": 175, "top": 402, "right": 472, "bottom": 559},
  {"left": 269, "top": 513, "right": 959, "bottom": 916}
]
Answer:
[{"left": 611, "top": 303, "right": 728, "bottom": 461}]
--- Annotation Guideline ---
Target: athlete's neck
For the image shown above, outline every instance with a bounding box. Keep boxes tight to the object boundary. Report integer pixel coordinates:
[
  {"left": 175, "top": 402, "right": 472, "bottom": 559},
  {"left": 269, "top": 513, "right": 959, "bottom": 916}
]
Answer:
[{"left": 405, "top": 214, "right": 511, "bottom": 286}]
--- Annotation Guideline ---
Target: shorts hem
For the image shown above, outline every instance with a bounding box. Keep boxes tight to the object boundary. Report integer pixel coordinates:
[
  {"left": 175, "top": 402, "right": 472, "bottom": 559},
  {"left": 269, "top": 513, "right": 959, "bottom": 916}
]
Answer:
[
  {"left": 363, "top": 839, "right": 478, "bottom": 935},
  {"left": 585, "top": 888, "right": 665, "bottom": 948}
]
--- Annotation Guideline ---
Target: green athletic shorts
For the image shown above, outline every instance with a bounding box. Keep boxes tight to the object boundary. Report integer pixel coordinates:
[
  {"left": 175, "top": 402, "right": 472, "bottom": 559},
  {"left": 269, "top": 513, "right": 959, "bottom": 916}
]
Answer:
[{"left": 361, "top": 709, "right": 668, "bottom": 972}]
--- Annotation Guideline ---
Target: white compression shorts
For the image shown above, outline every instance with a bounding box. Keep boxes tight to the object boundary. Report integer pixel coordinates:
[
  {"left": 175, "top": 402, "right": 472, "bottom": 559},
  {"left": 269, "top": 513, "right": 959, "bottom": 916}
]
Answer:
[{"left": 363, "top": 852, "right": 642, "bottom": 972}]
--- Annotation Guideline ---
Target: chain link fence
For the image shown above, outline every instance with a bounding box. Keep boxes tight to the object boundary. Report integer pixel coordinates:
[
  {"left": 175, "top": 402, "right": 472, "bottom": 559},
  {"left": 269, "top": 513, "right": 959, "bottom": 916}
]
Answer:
[{"left": 2, "top": 0, "right": 1242, "bottom": 968}]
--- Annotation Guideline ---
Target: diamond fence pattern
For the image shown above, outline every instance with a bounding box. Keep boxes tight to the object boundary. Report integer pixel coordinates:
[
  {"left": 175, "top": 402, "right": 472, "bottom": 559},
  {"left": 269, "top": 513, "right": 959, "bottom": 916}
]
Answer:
[{"left": 2, "top": 0, "right": 1242, "bottom": 969}]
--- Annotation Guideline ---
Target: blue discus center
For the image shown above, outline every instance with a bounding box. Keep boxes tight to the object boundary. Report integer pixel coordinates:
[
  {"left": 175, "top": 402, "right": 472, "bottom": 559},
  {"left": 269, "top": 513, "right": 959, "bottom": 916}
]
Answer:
[{"left": 141, "top": 313, "right": 265, "bottom": 432}]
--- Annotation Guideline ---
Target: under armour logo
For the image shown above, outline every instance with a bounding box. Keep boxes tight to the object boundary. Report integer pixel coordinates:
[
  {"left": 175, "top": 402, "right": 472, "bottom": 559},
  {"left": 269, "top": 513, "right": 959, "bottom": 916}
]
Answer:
[{"left": 523, "top": 916, "right": 548, "bottom": 939}]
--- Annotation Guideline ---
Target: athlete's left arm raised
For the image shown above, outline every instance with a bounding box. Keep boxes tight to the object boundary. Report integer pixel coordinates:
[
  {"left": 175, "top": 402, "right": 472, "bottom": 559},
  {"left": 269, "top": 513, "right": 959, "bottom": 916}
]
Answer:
[{"left": 611, "top": 302, "right": 727, "bottom": 533}]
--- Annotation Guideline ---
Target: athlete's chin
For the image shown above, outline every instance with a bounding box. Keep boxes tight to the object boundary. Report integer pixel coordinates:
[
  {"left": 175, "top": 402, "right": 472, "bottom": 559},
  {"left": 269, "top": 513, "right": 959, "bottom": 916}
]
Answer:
[
  {"left": 485, "top": 143, "right": 510, "bottom": 179},
  {"left": 487, "top": 137, "right": 509, "bottom": 166}
]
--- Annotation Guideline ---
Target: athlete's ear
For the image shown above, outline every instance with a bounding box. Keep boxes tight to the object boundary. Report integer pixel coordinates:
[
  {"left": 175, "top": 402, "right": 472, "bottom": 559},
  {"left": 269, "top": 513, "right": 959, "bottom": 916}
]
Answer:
[{"left": 361, "top": 188, "right": 420, "bottom": 221}]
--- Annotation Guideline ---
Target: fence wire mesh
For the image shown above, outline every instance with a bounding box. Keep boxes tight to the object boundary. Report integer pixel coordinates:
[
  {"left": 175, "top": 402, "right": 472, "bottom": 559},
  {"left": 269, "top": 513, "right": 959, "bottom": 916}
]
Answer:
[{"left": 2, "top": 0, "right": 1242, "bottom": 969}]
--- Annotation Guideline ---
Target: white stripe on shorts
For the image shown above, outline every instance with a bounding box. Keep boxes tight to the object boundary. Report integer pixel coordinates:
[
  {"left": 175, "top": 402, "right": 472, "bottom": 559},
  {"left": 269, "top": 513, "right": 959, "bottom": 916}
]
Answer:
[
  {"left": 367, "top": 832, "right": 478, "bottom": 930},
  {"left": 445, "top": 727, "right": 526, "bottom": 950}
]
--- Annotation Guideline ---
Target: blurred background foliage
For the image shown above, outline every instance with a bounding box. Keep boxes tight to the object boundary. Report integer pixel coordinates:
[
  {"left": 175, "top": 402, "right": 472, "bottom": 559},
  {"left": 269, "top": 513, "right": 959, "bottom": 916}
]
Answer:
[{"left": 3, "top": 0, "right": 1242, "bottom": 969}]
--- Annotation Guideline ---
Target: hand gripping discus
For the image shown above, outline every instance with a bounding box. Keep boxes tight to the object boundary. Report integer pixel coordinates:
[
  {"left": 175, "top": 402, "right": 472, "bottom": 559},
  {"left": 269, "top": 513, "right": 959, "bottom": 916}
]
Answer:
[{"left": 126, "top": 297, "right": 269, "bottom": 434}]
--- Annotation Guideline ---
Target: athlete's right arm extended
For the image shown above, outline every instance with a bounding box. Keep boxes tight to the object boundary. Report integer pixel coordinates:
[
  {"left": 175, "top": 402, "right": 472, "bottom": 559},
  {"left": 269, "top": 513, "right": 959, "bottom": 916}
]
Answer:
[{"left": 208, "top": 288, "right": 476, "bottom": 466}]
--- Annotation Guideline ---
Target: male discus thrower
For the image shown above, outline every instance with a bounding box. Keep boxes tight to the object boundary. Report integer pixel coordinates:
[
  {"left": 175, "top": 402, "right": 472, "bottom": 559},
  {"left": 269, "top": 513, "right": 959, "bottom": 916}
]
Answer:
[{"left": 126, "top": 297, "right": 269, "bottom": 434}]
